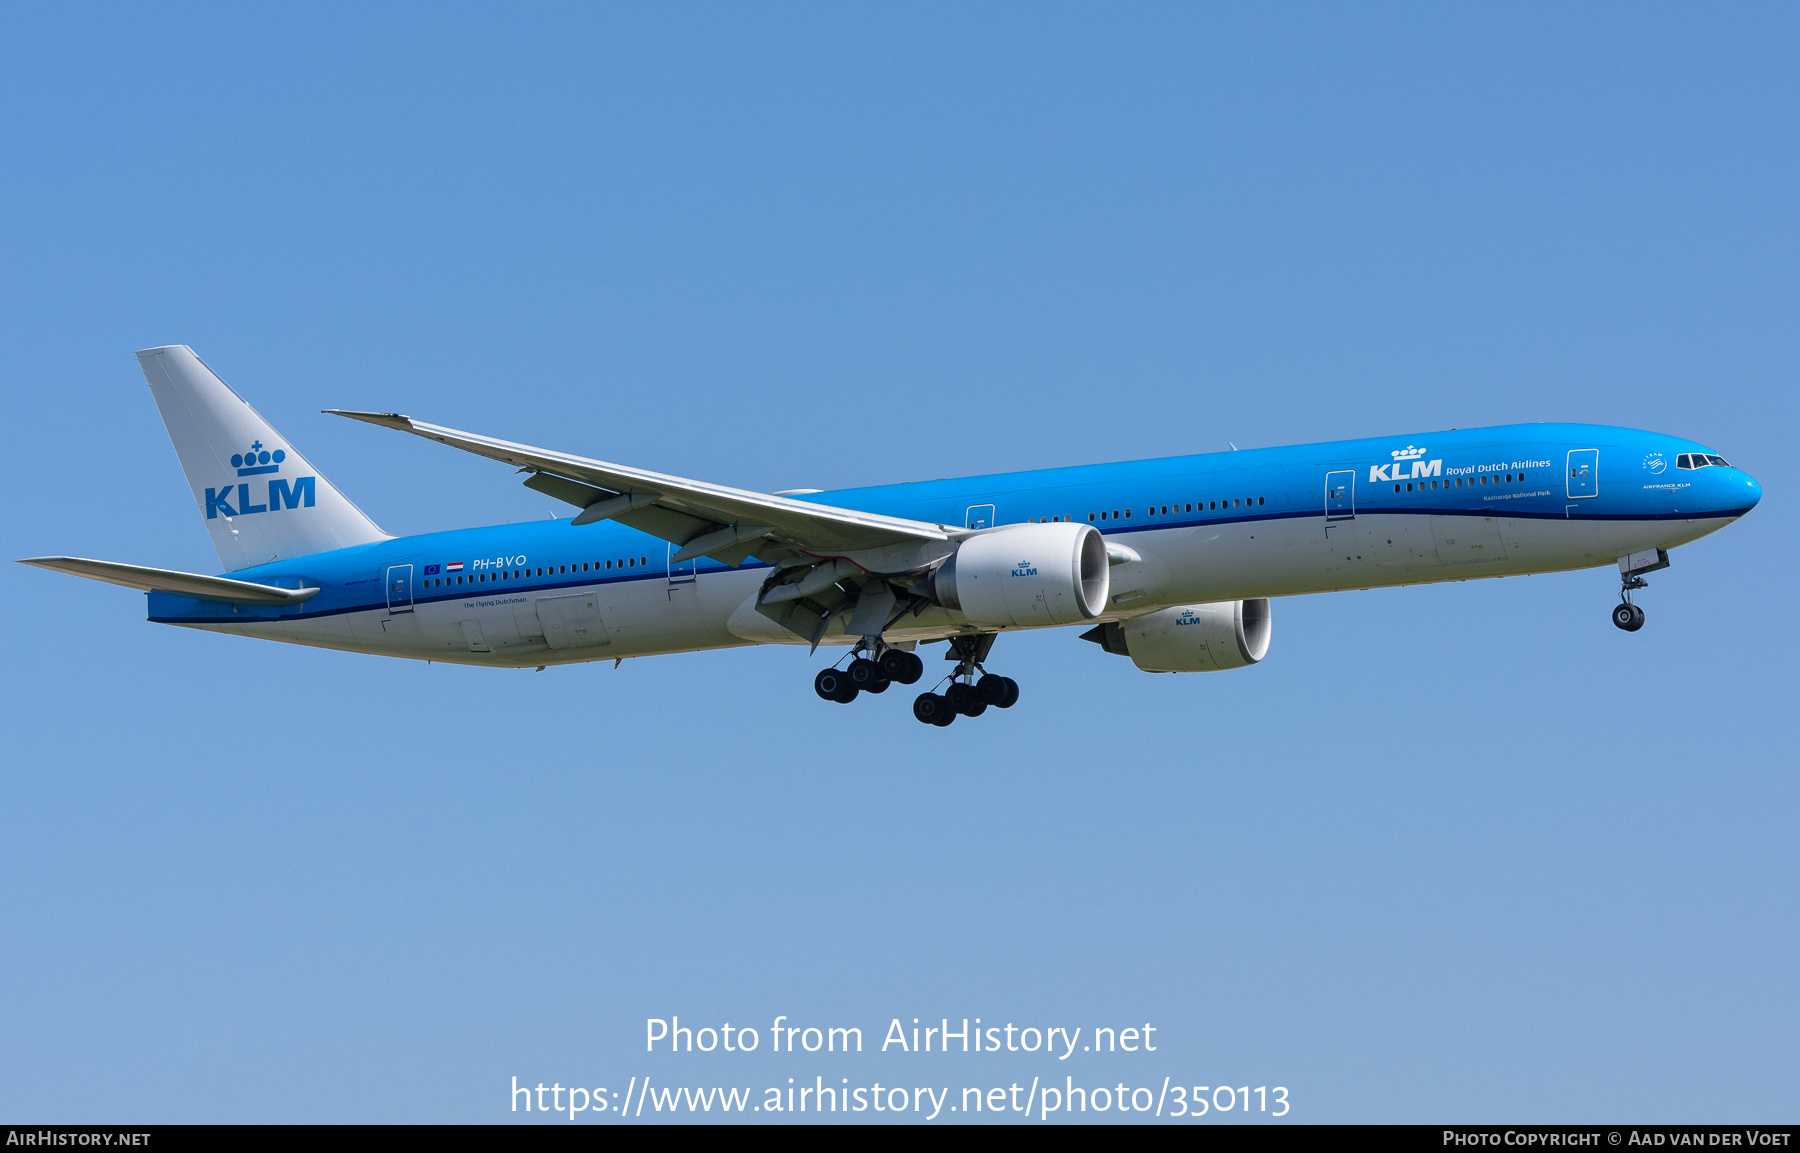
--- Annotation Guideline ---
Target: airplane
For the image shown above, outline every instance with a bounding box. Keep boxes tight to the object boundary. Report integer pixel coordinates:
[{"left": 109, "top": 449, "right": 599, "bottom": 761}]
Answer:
[{"left": 20, "top": 346, "right": 1763, "bottom": 726}]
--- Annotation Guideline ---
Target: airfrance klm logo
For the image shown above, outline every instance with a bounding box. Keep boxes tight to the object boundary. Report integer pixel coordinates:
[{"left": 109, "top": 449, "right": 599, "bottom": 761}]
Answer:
[
  {"left": 205, "top": 441, "right": 316, "bottom": 519},
  {"left": 1370, "top": 445, "right": 1440, "bottom": 483}
]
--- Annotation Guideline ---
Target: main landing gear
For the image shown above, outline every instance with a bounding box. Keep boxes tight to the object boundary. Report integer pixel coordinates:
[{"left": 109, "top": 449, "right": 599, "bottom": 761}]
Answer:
[
  {"left": 812, "top": 633, "right": 1022, "bottom": 725},
  {"left": 813, "top": 645, "right": 925, "bottom": 704},
  {"left": 910, "top": 634, "right": 1019, "bottom": 727}
]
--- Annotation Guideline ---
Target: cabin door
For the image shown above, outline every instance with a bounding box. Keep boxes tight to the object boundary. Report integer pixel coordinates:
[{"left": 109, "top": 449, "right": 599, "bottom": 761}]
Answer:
[
  {"left": 1566, "top": 449, "right": 1599, "bottom": 499},
  {"left": 1324, "top": 471, "right": 1355, "bottom": 519},
  {"left": 384, "top": 564, "right": 414, "bottom": 613}
]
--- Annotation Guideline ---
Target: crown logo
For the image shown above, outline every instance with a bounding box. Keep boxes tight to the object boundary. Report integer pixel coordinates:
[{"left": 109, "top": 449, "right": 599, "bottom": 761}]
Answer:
[
  {"left": 1391, "top": 445, "right": 1427, "bottom": 461},
  {"left": 232, "top": 441, "right": 286, "bottom": 476}
]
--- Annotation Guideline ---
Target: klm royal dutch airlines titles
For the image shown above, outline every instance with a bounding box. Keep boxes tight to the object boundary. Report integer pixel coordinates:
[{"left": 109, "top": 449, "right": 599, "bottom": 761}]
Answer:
[{"left": 21, "top": 347, "right": 1762, "bottom": 726}]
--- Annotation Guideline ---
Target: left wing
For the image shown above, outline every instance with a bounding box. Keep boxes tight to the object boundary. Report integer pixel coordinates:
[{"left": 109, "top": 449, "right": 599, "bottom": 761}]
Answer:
[{"left": 325, "top": 411, "right": 954, "bottom": 569}]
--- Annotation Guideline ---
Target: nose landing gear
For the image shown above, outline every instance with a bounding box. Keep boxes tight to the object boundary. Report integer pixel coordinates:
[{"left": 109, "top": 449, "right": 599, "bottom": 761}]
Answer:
[{"left": 1612, "top": 548, "right": 1668, "bottom": 632}]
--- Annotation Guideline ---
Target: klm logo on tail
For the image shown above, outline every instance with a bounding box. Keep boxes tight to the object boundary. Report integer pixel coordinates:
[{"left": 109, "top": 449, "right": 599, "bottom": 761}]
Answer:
[{"left": 205, "top": 441, "right": 315, "bottom": 519}]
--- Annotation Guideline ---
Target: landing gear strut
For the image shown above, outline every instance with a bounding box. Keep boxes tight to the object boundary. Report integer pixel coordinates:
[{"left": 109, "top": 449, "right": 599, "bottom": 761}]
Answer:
[
  {"left": 1613, "top": 575, "right": 1648, "bottom": 632},
  {"left": 911, "top": 634, "right": 1019, "bottom": 726}
]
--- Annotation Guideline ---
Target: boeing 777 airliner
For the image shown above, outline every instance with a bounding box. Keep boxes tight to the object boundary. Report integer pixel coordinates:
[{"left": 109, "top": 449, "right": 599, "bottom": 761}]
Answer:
[{"left": 21, "top": 347, "right": 1762, "bottom": 725}]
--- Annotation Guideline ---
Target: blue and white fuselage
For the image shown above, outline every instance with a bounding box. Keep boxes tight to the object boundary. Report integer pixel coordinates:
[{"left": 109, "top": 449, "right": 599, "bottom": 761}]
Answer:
[{"left": 21, "top": 348, "right": 1763, "bottom": 713}]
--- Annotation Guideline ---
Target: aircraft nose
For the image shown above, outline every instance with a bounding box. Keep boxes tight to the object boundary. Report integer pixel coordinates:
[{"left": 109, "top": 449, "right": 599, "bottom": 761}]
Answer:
[{"left": 1740, "top": 471, "right": 1762, "bottom": 512}]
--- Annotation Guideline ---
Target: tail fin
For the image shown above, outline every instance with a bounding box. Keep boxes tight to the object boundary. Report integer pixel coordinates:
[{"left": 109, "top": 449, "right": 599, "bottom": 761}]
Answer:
[{"left": 136, "top": 346, "right": 387, "bottom": 570}]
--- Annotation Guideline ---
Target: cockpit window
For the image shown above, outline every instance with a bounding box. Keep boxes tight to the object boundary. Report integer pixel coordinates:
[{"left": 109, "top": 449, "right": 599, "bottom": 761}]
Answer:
[
  {"left": 1677, "top": 453, "right": 1729, "bottom": 470},
  {"left": 1707, "top": 454, "right": 1730, "bottom": 467}
]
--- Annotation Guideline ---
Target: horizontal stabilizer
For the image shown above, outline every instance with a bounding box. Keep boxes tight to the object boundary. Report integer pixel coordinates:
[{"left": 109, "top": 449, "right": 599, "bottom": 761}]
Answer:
[{"left": 17, "top": 557, "right": 320, "bottom": 606}]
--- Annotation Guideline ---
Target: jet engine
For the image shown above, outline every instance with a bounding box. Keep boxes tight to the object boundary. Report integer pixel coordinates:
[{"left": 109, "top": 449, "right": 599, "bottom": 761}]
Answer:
[
  {"left": 926, "top": 521, "right": 1109, "bottom": 628},
  {"left": 1082, "top": 599, "right": 1272, "bottom": 672}
]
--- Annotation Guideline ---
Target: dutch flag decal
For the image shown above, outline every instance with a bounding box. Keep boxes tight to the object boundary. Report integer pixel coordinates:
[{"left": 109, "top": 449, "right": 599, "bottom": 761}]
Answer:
[{"left": 445, "top": 561, "right": 464, "bottom": 573}]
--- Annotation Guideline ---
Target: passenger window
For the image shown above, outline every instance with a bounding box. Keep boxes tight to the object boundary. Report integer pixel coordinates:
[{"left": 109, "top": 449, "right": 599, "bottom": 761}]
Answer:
[
  {"left": 1088, "top": 512, "right": 1095, "bottom": 521},
  {"left": 1124, "top": 509, "right": 1131, "bottom": 518},
  {"left": 1393, "top": 484, "right": 1400, "bottom": 493},
  {"left": 1258, "top": 496, "right": 1265, "bottom": 505},
  {"left": 1114, "top": 510, "right": 1120, "bottom": 519}
]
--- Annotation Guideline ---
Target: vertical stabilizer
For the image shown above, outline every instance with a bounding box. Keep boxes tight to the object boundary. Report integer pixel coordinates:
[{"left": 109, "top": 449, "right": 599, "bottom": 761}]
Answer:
[{"left": 137, "top": 346, "right": 387, "bottom": 571}]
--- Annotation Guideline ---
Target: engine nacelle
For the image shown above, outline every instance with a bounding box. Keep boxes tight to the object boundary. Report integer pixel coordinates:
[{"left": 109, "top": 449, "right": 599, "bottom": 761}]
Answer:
[
  {"left": 1084, "top": 599, "right": 1272, "bottom": 672},
  {"left": 928, "top": 522, "right": 1109, "bottom": 628}
]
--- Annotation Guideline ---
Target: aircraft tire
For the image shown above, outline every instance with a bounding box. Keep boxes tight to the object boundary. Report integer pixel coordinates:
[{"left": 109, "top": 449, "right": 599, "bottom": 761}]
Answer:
[
  {"left": 945, "top": 682, "right": 978, "bottom": 715},
  {"left": 864, "top": 677, "right": 890, "bottom": 694},
  {"left": 1613, "top": 603, "right": 1645, "bottom": 632},
  {"left": 976, "top": 674, "right": 1009, "bottom": 705},
  {"left": 997, "top": 677, "right": 1020, "bottom": 708},
  {"left": 814, "top": 669, "right": 847, "bottom": 700},
  {"left": 880, "top": 650, "right": 924, "bottom": 685},
  {"left": 847, "top": 657, "right": 882, "bottom": 690},
  {"left": 913, "top": 692, "right": 951, "bottom": 725}
]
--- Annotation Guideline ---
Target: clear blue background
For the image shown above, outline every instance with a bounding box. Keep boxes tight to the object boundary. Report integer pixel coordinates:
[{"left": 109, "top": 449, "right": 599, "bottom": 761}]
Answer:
[{"left": 2, "top": 2, "right": 1794, "bottom": 1123}]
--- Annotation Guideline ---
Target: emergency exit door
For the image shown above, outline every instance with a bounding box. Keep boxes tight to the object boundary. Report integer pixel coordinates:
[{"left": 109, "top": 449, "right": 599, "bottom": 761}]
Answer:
[
  {"left": 1324, "top": 471, "right": 1355, "bottom": 519},
  {"left": 1566, "top": 449, "right": 1599, "bottom": 499}
]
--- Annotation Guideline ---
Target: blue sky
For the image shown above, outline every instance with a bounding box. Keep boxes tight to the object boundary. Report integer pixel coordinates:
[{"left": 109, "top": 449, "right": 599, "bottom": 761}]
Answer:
[{"left": 2, "top": 3, "right": 1795, "bottom": 1123}]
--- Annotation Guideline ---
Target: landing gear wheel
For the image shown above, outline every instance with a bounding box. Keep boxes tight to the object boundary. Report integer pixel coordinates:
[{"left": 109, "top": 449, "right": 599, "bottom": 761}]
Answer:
[
  {"left": 977, "top": 674, "right": 1009, "bottom": 705},
  {"left": 814, "top": 668, "right": 847, "bottom": 701},
  {"left": 834, "top": 681, "right": 859, "bottom": 703},
  {"left": 864, "top": 677, "right": 890, "bottom": 694},
  {"left": 961, "top": 700, "right": 987, "bottom": 717},
  {"left": 997, "top": 677, "right": 1020, "bottom": 708},
  {"left": 847, "top": 658, "right": 883, "bottom": 691},
  {"left": 945, "top": 682, "right": 979, "bottom": 715},
  {"left": 913, "top": 693, "right": 954, "bottom": 726},
  {"left": 1612, "top": 603, "right": 1645, "bottom": 632},
  {"left": 880, "top": 649, "right": 924, "bottom": 685}
]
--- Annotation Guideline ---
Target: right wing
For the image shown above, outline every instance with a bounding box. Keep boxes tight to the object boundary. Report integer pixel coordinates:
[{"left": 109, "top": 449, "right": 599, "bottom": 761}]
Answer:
[{"left": 324, "top": 410, "right": 956, "bottom": 567}]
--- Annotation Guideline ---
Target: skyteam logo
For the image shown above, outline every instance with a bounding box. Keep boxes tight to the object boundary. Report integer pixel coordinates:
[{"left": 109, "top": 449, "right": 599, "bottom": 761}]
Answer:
[
  {"left": 1011, "top": 560, "right": 1038, "bottom": 577},
  {"left": 205, "top": 440, "right": 315, "bottom": 520},
  {"left": 1643, "top": 452, "right": 1667, "bottom": 475},
  {"left": 1369, "top": 444, "right": 1441, "bottom": 483},
  {"left": 232, "top": 440, "right": 287, "bottom": 476}
]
